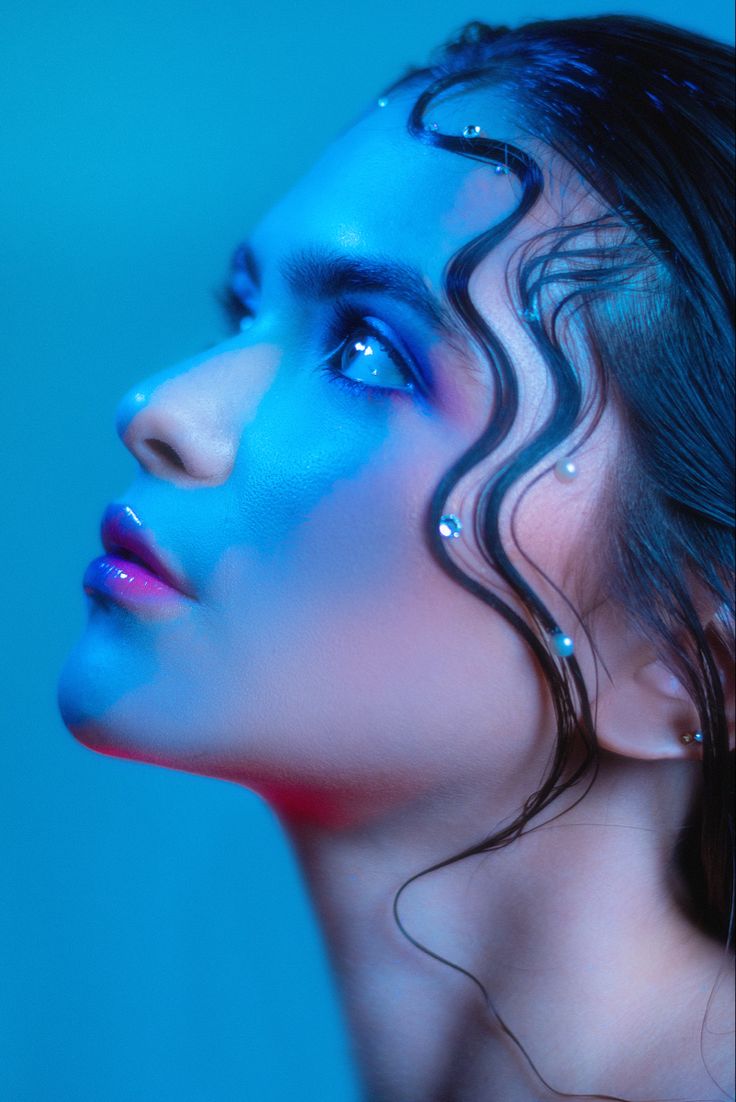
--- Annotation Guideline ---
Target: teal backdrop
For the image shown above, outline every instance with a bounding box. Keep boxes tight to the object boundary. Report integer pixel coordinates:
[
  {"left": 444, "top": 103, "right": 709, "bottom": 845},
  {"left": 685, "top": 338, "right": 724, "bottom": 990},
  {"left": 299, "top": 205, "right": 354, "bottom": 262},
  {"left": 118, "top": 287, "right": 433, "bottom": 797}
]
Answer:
[{"left": 1, "top": 1, "right": 733, "bottom": 1100}]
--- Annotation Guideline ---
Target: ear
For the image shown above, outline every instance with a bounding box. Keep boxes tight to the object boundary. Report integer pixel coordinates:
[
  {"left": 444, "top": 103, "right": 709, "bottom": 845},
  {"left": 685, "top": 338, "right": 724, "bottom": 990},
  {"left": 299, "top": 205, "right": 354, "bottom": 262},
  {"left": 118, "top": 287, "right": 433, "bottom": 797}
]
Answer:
[{"left": 592, "top": 617, "right": 734, "bottom": 763}]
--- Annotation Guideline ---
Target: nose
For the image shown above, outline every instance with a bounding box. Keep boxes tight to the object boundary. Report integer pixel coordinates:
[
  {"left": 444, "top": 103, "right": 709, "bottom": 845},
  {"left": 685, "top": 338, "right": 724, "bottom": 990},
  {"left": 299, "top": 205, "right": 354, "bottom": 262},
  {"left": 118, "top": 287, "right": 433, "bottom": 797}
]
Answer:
[{"left": 115, "top": 344, "right": 277, "bottom": 486}]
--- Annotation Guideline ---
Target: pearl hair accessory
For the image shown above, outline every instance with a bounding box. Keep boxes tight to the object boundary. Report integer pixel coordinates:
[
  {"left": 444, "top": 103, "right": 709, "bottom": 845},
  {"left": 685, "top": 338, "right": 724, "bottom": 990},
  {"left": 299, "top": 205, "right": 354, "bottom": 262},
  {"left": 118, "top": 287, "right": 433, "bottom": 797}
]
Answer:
[
  {"left": 551, "top": 630, "right": 575, "bottom": 658},
  {"left": 681, "top": 731, "right": 704, "bottom": 745},
  {"left": 447, "top": 125, "right": 510, "bottom": 173},
  {"left": 438, "top": 514, "right": 463, "bottom": 539},
  {"left": 554, "top": 458, "right": 578, "bottom": 482},
  {"left": 438, "top": 513, "right": 575, "bottom": 658}
]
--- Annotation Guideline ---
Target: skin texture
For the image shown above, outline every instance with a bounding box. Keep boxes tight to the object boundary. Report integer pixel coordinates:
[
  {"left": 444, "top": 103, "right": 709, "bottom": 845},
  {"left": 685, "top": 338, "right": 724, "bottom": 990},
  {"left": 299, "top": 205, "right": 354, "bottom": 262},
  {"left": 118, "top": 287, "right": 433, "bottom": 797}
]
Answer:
[{"left": 58, "top": 87, "right": 735, "bottom": 1100}]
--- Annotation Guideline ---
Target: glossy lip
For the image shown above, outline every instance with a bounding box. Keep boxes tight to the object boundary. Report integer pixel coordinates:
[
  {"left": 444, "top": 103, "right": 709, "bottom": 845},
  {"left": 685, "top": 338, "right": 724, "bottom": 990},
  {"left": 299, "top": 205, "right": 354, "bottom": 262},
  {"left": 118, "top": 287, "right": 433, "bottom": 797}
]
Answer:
[
  {"left": 97, "top": 502, "right": 195, "bottom": 599},
  {"left": 83, "top": 554, "right": 187, "bottom": 617}
]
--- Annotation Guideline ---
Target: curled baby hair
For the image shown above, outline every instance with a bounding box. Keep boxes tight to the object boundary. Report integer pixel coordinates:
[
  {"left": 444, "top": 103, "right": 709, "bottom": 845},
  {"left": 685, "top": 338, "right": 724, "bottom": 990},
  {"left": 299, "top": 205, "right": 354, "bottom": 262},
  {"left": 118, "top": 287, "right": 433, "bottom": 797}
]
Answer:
[{"left": 379, "top": 14, "right": 735, "bottom": 1100}]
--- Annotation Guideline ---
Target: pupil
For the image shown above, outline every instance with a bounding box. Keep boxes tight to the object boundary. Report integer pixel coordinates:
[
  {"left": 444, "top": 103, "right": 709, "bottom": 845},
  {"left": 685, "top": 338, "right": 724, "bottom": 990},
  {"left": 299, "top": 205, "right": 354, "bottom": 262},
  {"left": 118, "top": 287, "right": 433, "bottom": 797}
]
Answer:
[{"left": 351, "top": 335, "right": 380, "bottom": 376}]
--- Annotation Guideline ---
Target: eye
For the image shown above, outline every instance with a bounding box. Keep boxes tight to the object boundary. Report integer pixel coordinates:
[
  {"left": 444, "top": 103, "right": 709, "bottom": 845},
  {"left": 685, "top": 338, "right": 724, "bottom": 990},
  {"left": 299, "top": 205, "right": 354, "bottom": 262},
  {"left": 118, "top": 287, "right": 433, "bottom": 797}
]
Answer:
[
  {"left": 217, "top": 271, "right": 257, "bottom": 334},
  {"left": 322, "top": 317, "right": 417, "bottom": 399}
]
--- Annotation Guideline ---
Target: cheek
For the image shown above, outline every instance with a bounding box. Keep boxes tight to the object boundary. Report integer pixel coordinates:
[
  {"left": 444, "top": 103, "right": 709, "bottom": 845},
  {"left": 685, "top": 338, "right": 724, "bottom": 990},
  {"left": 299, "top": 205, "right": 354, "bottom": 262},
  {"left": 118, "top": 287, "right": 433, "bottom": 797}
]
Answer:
[
  {"left": 61, "top": 385, "right": 556, "bottom": 803},
  {"left": 219, "top": 372, "right": 403, "bottom": 551},
  {"left": 192, "top": 425, "right": 553, "bottom": 787}
]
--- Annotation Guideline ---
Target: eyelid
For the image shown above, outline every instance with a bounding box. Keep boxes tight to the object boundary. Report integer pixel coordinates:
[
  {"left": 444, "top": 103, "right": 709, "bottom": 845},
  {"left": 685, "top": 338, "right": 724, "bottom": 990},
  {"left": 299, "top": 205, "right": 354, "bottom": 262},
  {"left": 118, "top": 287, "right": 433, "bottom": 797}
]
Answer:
[
  {"left": 231, "top": 267, "right": 257, "bottom": 304},
  {"left": 218, "top": 268, "right": 431, "bottom": 398},
  {"left": 327, "top": 311, "right": 398, "bottom": 356},
  {"left": 327, "top": 303, "right": 429, "bottom": 394},
  {"left": 217, "top": 271, "right": 258, "bottom": 333},
  {"left": 231, "top": 277, "right": 259, "bottom": 325}
]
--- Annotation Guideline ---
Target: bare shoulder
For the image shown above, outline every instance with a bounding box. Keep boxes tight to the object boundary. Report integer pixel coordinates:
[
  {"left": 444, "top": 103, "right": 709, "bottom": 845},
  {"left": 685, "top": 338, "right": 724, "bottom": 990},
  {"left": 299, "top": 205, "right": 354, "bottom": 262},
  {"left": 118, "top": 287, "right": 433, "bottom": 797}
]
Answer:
[{"left": 701, "top": 951, "right": 735, "bottom": 1099}]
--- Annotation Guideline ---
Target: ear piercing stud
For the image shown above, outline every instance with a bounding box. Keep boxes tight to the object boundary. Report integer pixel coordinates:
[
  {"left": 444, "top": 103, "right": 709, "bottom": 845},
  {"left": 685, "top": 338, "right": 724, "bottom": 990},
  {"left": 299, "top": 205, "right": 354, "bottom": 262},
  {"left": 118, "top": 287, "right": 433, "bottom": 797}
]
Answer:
[{"left": 680, "top": 731, "right": 704, "bottom": 745}]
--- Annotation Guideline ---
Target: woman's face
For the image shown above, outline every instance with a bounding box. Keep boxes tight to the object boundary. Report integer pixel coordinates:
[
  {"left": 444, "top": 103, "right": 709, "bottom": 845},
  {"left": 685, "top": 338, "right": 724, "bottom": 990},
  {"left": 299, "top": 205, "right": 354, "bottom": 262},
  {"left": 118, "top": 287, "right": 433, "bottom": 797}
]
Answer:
[{"left": 58, "top": 89, "right": 615, "bottom": 827}]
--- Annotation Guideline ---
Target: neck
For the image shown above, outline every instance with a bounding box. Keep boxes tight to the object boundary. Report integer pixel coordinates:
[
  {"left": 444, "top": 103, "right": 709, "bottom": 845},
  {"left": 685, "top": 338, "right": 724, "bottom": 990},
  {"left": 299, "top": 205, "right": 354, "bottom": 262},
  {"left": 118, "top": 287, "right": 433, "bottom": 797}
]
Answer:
[{"left": 274, "top": 753, "right": 732, "bottom": 1101}]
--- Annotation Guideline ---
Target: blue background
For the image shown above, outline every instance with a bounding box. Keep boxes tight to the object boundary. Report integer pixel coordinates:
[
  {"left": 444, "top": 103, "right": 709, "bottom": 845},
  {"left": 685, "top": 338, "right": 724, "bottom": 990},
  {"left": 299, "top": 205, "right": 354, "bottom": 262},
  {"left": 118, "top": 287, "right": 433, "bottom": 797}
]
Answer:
[{"left": 1, "top": 1, "right": 733, "bottom": 1099}]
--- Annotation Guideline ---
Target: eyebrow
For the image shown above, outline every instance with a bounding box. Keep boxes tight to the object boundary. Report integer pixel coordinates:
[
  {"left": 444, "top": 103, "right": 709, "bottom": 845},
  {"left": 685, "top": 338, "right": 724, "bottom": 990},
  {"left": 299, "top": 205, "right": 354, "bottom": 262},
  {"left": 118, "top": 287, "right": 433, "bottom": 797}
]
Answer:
[{"left": 234, "top": 243, "right": 454, "bottom": 335}]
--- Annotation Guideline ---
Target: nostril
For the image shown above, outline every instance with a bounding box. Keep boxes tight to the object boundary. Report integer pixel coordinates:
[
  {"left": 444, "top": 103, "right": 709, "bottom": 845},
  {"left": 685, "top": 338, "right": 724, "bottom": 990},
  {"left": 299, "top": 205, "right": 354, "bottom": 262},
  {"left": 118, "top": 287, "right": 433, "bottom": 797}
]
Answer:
[
  {"left": 121, "top": 407, "right": 235, "bottom": 485},
  {"left": 145, "top": 438, "right": 187, "bottom": 472}
]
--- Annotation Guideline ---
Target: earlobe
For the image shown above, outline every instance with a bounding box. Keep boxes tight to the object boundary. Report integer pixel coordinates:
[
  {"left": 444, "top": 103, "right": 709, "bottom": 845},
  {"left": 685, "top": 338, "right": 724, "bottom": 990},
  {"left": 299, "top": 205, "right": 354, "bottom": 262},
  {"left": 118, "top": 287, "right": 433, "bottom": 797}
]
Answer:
[
  {"left": 593, "top": 613, "right": 735, "bottom": 761},
  {"left": 593, "top": 652, "right": 703, "bottom": 763}
]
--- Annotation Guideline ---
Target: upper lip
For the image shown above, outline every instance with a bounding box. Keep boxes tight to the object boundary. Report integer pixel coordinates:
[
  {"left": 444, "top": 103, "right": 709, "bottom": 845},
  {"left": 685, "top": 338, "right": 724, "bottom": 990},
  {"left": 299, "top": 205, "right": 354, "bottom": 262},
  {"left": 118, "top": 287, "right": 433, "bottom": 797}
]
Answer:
[{"left": 100, "top": 503, "right": 195, "bottom": 598}]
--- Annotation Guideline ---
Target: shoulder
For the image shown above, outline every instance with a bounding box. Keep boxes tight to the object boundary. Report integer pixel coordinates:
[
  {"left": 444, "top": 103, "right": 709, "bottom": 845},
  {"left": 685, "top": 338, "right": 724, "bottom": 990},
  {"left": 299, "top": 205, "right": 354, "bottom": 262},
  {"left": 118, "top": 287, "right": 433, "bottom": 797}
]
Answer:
[{"left": 699, "top": 951, "right": 735, "bottom": 1099}]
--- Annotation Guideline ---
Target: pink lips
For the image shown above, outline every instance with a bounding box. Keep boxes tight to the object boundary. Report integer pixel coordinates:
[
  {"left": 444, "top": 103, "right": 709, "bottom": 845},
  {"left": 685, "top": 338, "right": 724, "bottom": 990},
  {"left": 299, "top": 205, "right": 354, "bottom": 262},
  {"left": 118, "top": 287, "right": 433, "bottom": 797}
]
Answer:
[{"left": 83, "top": 503, "right": 194, "bottom": 615}]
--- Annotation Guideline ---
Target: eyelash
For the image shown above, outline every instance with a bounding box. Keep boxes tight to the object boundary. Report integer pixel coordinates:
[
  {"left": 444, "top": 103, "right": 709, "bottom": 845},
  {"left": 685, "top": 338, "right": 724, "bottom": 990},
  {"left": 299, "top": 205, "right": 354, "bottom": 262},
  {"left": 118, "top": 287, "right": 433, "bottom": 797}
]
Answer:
[
  {"left": 217, "top": 282, "right": 418, "bottom": 401},
  {"left": 322, "top": 301, "right": 417, "bottom": 401}
]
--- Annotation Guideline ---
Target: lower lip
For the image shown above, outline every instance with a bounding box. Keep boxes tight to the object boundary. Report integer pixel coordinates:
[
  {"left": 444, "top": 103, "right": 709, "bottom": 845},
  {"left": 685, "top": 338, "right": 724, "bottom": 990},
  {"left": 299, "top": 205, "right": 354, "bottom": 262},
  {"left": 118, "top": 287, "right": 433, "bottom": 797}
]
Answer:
[{"left": 83, "top": 555, "right": 189, "bottom": 616}]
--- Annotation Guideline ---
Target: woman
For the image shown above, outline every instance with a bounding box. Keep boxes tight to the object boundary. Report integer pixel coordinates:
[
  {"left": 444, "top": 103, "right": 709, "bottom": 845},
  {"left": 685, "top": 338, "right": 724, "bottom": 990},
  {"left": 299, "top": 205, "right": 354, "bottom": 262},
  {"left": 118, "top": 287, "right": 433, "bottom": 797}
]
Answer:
[{"left": 58, "top": 14, "right": 735, "bottom": 1101}]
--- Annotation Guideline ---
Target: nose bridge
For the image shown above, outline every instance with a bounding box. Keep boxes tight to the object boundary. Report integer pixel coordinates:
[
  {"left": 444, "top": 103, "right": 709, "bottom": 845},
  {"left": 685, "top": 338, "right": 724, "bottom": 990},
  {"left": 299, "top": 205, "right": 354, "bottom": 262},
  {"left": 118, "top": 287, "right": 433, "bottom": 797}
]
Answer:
[{"left": 116, "top": 341, "right": 281, "bottom": 486}]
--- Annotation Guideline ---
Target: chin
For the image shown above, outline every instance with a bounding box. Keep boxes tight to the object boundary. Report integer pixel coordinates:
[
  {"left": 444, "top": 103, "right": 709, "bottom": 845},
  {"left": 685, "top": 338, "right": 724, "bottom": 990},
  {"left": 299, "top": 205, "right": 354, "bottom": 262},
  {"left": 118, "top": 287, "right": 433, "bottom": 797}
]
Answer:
[
  {"left": 57, "top": 631, "right": 165, "bottom": 767},
  {"left": 58, "top": 660, "right": 147, "bottom": 766},
  {"left": 56, "top": 638, "right": 234, "bottom": 781}
]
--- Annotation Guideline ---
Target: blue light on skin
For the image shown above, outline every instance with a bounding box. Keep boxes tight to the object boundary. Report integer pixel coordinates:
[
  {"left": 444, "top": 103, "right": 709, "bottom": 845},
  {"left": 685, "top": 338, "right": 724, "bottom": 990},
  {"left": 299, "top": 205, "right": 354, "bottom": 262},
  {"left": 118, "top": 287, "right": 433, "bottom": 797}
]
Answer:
[
  {"left": 57, "top": 86, "right": 535, "bottom": 793},
  {"left": 57, "top": 85, "right": 592, "bottom": 825},
  {"left": 56, "top": 86, "right": 736, "bottom": 1102}
]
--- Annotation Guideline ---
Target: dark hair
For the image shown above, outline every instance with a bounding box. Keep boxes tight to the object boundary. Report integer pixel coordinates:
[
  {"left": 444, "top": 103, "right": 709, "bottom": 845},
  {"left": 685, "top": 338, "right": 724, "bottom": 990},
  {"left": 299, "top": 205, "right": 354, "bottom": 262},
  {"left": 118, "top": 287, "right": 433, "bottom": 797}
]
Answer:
[{"left": 382, "top": 15, "right": 735, "bottom": 1099}]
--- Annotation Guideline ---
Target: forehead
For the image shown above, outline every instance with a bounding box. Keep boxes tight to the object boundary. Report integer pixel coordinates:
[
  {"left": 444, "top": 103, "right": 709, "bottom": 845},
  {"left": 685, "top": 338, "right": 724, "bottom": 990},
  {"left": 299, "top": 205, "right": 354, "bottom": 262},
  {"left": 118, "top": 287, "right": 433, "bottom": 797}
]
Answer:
[{"left": 249, "top": 89, "right": 521, "bottom": 289}]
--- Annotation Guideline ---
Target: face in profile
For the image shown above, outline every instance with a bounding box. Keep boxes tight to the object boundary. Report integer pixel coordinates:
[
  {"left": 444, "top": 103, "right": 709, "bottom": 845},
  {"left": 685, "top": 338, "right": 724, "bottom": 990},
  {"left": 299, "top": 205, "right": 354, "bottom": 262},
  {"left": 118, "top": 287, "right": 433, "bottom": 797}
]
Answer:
[
  {"left": 57, "top": 87, "right": 614, "bottom": 829},
  {"left": 54, "top": 14, "right": 736, "bottom": 1094}
]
